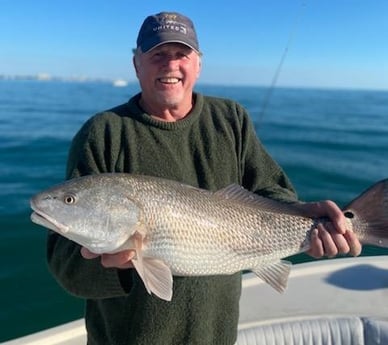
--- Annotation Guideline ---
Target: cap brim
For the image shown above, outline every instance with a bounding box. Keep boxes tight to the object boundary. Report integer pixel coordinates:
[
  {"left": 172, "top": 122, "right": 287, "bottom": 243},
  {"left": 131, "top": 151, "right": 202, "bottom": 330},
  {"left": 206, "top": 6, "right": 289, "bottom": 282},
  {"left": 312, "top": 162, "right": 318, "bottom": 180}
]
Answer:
[{"left": 147, "top": 40, "right": 200, "bottom": 53}]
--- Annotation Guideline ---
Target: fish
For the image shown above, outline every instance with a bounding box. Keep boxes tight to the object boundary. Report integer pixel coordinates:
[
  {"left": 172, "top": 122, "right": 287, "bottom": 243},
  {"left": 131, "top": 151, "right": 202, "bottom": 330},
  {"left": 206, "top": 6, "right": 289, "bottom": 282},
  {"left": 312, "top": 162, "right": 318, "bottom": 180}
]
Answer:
[{"left": 30, "top": 173, "right": 388, "bottom": 301}]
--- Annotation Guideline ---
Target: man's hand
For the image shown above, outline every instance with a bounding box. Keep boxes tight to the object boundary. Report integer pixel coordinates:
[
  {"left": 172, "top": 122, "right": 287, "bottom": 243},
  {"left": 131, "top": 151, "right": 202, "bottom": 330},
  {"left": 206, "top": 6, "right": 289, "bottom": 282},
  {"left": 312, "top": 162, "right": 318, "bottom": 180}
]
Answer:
[
  {"left": 300, "top": 200, "right": 362, "bottom": 258},
  {"left": 81, "top": 247, "right": 136, "bottom": 269}
]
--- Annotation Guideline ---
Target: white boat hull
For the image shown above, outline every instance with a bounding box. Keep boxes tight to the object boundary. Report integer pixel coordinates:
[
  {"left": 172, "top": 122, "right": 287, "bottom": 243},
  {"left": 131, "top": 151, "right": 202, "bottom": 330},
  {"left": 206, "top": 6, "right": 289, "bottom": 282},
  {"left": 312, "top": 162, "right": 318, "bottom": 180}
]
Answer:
[{"left": 4, "top": 256, "right": 388, "bottom": 344}]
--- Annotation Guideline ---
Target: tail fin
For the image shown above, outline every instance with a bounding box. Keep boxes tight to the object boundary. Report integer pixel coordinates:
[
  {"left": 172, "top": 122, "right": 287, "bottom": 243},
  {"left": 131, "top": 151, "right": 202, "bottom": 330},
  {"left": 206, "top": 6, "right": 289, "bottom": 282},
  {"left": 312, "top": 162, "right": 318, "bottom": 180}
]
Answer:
[{"left": 343, "top": 179, "right": 388, "bottom": 247}]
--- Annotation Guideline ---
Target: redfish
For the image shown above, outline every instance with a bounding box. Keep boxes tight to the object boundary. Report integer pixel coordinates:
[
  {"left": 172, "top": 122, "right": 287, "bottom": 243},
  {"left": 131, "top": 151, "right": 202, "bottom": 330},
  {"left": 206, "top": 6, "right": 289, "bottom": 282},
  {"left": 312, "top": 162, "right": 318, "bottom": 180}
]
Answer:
[{"left": 30, "top": 174, "right": 388, "bottom": 301}]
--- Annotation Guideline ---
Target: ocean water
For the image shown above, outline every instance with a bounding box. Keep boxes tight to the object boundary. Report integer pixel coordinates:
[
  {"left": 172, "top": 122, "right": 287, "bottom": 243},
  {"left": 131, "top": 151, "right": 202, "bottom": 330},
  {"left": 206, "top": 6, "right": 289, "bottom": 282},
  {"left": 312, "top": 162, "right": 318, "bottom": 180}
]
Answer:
[{"left": 1, "top": 80, "right": 388, "bottom": 341}]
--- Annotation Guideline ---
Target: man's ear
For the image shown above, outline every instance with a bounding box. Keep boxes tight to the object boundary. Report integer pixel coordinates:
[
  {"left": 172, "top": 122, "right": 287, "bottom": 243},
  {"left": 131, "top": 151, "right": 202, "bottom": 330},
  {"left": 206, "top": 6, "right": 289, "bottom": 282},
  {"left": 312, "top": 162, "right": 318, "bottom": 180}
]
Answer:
[
  {"left": 197, "top": 57, "right": 202, "bottom": 79},
  {"left": 133, "top": 56, "right": 139, "bottom": 76}
]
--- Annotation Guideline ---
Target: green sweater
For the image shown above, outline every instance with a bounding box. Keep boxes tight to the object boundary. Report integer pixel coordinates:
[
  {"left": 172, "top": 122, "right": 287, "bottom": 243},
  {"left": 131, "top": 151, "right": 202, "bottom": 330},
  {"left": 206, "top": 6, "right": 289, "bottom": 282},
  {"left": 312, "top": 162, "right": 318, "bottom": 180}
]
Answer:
[{"left": 47, "top": 93, "right": 297, "bottom": 345}]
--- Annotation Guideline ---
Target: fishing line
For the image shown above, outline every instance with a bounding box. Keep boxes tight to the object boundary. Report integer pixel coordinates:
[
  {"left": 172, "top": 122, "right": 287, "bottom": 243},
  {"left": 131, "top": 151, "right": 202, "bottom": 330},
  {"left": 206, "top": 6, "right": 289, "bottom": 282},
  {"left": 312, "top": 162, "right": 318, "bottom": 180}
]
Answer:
[{"left": 257, "top": 1, "right": 307, "bottom": 125}]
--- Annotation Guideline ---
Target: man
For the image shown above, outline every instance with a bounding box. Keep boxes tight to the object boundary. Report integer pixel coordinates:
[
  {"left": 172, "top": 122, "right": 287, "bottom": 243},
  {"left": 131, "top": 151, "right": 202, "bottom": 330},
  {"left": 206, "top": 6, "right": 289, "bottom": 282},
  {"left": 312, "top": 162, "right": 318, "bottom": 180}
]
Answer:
[{"left": 47, "top": 12, "right": 361, "bottom": 345}]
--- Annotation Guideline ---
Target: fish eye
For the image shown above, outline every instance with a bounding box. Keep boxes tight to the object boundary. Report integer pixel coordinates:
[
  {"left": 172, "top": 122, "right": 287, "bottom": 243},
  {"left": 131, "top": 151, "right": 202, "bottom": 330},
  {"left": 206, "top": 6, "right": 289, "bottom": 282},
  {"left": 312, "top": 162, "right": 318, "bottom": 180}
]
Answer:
[{"left": 64, "top": 194, "right": 77, "bottom": 205}]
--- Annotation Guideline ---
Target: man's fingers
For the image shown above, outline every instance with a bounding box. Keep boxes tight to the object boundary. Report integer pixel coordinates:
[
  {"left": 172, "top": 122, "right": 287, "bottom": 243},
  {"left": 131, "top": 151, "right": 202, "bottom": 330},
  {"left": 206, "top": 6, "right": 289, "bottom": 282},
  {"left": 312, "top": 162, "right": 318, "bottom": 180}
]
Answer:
[
  {"left": 307, "top": 222, "right": 362, "bottom": 259},
  {"left": 81, "top": 247, "right": 136, "bottom": 269},
  {"left": 344, "top": 230, "right": 362, "bottom": 256},
  {"left": 81, "top": 247, "right": 100, "bottom": 259},
  {"left": 100, "top": 250, "right": 136, "bottom": 269},
  {"left": 307, "top": 228, "right": 324, "bottom": 258},
  {"left": 322, "top": 221, "right": 352, "bottom": 255},
  {"left": 317, "top": 223, "right": 339, "bottom": 257}
]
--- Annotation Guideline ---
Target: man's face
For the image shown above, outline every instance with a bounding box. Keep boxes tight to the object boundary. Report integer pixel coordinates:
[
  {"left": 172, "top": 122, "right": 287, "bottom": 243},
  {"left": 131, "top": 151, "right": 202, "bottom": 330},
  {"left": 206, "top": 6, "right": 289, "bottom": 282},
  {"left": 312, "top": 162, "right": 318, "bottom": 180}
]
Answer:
[{"left": 134, "top": 43, "right": 201, "bottom": 109}]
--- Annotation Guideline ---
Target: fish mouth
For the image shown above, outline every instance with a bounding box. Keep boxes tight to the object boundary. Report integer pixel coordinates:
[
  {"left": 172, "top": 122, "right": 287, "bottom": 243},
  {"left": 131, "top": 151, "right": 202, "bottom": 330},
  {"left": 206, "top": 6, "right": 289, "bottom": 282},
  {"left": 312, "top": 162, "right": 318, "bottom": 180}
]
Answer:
[{"left": 30, "top": 204, "right": 69, "bottom": 234}]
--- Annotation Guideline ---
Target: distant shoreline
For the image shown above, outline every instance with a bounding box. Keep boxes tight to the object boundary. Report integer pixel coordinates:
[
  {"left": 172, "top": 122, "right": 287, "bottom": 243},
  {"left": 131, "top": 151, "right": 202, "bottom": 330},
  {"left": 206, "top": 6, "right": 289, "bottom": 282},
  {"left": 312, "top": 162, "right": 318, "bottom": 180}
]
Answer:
[
  {"left": 0, "top": 74, "right": 125, "bottom": 84},
  {"left": 1, "top": 75, "right": 387, "bottom": 92}
]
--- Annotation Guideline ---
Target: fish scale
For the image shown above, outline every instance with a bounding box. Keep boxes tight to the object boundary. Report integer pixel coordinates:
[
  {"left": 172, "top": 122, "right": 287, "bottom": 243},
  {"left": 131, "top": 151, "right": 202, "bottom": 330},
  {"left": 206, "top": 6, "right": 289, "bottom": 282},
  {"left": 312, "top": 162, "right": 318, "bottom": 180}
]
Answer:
[{"left": 128, "top": 180, "right": 314, "bottom": 274}]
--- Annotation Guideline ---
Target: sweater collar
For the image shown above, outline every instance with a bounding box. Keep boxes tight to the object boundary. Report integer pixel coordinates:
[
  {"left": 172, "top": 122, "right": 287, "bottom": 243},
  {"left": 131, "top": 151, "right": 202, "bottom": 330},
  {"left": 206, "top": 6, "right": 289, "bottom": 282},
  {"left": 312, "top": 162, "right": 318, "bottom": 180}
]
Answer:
[{"left": 126, "top": 93, "right": 204, "bottom": 130}]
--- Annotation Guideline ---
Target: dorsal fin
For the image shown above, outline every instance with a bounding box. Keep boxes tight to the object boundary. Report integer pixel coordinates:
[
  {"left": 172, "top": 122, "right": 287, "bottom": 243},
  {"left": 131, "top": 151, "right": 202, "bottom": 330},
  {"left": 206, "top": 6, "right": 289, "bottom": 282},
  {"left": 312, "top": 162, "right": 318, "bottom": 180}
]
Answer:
[{"left": 213, "top": 184, "right": 308, "bottom": 217}]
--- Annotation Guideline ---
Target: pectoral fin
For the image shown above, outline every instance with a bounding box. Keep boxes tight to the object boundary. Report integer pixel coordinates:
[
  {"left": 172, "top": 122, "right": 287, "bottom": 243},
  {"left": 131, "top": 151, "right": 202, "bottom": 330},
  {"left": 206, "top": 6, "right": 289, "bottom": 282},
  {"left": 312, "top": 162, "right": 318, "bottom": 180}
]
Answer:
[
  {"left": 252, "top": 260, "right": 292, "bottom": 293},
  {"left": 131, "top": 233, "right": 173, "bottom": 301}
]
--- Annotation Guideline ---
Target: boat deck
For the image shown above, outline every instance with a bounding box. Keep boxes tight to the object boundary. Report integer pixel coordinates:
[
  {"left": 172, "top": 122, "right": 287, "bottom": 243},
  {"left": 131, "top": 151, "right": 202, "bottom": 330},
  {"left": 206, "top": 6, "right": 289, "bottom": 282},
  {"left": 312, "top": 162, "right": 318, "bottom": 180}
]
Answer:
[{"left": 4, "top": 256, "right": 388, "bottom": 344}]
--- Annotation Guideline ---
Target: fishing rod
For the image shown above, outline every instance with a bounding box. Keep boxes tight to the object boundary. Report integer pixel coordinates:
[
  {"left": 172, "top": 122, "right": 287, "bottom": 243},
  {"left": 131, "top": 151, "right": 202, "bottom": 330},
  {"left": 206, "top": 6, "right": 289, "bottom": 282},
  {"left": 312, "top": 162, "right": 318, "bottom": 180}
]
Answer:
[{"left": 258, "top": 1, "right": 307, "bottom": 124}]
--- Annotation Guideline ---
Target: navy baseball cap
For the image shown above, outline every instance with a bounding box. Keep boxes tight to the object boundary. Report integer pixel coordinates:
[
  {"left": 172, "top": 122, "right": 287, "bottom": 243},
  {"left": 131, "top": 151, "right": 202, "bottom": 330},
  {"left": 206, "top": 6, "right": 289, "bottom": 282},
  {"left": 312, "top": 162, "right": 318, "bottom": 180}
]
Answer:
[{"left": 136, "top": 12, "right": 200, "bottom": 53}]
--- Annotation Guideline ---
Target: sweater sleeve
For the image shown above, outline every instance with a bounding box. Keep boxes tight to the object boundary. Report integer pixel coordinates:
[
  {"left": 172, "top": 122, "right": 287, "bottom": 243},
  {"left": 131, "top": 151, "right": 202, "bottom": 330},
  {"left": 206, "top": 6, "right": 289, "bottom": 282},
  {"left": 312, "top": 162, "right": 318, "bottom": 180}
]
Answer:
[
  {"left": 238, "top": 105, "right": 298, "bottom": 203},
  {"left": 47, "top": 114, "right": 132, "bottom": 299}
]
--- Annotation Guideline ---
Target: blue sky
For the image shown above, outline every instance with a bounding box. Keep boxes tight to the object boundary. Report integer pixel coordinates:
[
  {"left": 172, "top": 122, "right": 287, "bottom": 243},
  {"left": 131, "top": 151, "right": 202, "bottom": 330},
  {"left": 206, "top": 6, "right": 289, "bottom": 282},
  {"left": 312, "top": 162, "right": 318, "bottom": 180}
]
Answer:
[{"left": 1, "top": 0, "right": 387, "bottom": 89}]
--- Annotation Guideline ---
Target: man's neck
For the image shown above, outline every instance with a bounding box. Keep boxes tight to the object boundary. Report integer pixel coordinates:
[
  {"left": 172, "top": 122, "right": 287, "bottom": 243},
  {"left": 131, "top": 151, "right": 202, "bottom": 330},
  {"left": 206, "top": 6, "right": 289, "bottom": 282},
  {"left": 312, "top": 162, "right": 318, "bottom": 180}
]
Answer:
[{"left": 138, "top": 95, "right": 194, "bottom": 122}]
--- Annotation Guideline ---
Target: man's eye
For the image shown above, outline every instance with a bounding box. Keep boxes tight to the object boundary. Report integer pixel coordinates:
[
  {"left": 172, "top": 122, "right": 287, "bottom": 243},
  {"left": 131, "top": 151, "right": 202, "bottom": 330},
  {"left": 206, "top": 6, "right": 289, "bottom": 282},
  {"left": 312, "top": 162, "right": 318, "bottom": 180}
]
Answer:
[{"left": 151, "top": 52, "right": 165, "bottom": 61}]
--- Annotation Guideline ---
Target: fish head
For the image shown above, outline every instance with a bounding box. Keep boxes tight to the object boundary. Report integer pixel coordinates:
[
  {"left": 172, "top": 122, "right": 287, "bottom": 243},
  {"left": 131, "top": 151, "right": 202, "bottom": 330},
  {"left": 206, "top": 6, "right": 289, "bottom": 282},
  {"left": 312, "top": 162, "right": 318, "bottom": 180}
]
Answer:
[{"left": 30, "top": 175, "right": 141, "bottom": 254}]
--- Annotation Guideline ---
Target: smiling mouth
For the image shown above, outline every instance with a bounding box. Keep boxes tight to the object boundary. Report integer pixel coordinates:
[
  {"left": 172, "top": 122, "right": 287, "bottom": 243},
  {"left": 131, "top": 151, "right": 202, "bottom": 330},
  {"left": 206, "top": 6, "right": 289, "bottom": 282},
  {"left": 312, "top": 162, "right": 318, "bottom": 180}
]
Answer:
[{"left": 158, "top": 77, "right": 181, "bottom": 84}]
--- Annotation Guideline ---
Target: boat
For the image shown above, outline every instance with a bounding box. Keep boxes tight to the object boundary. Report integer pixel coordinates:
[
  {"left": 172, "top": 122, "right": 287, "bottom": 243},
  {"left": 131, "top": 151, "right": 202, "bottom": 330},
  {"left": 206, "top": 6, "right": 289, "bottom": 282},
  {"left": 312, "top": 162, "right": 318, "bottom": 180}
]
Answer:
[
  {"left": 3, "top": 256, "right": 388, "bottom": 344},
  {"left": 112, "top": 79, "right": 128, "bottom": 87}
]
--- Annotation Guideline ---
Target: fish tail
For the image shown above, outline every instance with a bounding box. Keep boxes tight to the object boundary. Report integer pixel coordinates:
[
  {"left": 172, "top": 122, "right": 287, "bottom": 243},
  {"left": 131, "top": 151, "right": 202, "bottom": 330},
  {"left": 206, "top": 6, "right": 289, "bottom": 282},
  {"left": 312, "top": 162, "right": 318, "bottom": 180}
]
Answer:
[{"left": 343, "top": 179, "right": 388, "bottom": 247}]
